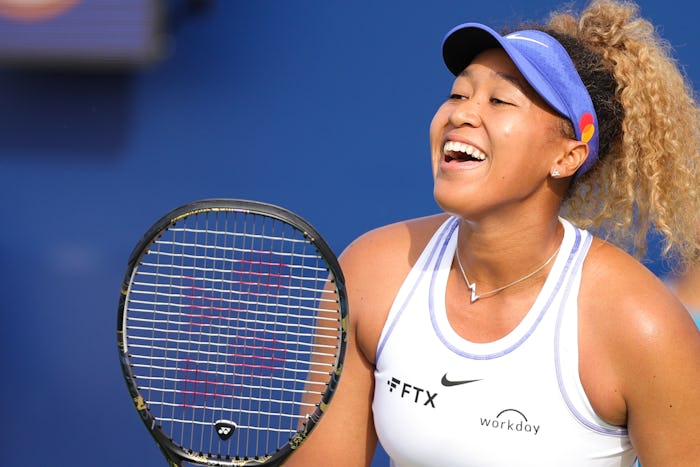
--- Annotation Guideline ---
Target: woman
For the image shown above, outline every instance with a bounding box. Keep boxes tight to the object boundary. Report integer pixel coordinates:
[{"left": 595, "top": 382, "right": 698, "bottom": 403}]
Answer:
[{"left": 289, "top": 0, "right": 700, "bottom": 465}]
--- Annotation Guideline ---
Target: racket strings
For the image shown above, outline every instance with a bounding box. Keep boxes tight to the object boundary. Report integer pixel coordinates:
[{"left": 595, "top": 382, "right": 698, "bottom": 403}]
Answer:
[{"left": 124, "top": 209, "right": 342, "bottom": 461}]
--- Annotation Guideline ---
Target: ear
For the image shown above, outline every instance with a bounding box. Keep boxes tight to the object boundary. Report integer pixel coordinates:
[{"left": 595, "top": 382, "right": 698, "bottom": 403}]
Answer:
[{"left": 550, "top": 140, "right": 589, "bottom": 179}]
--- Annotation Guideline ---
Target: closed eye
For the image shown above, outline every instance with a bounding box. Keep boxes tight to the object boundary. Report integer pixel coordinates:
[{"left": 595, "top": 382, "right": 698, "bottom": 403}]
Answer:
[{"left": 490, "top": 97, "right": 512, "bottom": 105}]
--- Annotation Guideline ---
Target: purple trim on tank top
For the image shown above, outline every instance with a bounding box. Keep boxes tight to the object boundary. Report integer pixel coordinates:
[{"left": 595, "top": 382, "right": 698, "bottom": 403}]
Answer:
[
  {"left": 553, "top": 233, "right": 628, "bottom": 436},
  {"left": 375, "top": 217, "right": 459, "bottom": 362},
  {"left": 428, "top": 221, "right": 582, "bottom": 360}
]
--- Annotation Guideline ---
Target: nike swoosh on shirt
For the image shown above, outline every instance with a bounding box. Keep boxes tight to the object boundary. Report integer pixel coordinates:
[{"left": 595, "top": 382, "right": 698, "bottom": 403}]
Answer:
[{"left": 440, "top": 374, "right": 482, "bottom": 387}]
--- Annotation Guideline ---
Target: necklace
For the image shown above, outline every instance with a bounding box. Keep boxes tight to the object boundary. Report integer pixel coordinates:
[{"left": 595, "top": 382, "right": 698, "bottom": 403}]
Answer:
[{"left": 455, "top": 243, "right": 561, "bottom": 303}]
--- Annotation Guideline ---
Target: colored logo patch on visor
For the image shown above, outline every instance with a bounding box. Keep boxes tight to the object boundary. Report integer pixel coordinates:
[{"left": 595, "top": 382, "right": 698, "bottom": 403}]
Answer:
[{"left": 579, "top": 112, "right": 595, "bottom": 143}]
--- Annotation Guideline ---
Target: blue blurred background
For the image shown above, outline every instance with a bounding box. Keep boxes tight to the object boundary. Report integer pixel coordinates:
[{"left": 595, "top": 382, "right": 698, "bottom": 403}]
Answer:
[{"left": 0, "top": 1, "right": 697, "bottom": 465}]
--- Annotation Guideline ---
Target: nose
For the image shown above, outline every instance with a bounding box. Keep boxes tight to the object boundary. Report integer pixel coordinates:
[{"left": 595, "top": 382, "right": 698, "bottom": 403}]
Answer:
[{"left": 449, "top": 98, "right": 482, "bottom": 128}]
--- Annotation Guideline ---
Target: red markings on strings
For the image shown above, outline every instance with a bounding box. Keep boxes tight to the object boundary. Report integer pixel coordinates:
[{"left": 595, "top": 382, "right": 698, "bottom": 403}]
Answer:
[
  {"left": 237, "top": 257, "right": 290, "bottom": 277},
  {"left": 180, "top": 254, "right": 293, "bottom": 310},
  {"left": 178, "top": 339, "right": 289, "bottom": 408},
  {"left": 181, "top": 282, "right": 288, "bottom": 315},
  {"left": 176, "top": 253, "right": 295, "bottom": 408}
]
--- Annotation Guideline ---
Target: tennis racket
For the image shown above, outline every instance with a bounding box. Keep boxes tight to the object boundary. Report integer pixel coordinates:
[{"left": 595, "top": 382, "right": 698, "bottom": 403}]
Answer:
[{"left": 117, "top": 199, "right": 348, "bottom": 466}]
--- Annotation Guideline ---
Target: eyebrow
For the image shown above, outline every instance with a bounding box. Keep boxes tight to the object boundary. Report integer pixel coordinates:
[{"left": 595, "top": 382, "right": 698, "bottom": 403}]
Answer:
[{"left": 459, "top": 68, "right": 530, "bottom": 96}]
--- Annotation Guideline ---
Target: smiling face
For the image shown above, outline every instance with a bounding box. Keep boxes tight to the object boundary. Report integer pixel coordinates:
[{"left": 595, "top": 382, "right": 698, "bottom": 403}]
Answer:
[{"left": 431, "top": 48, "right": 573, "bottom": 221}]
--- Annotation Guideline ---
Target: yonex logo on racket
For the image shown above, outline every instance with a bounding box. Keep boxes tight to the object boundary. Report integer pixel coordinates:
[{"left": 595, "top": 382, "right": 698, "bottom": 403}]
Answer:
[{"left": 214, "top": 420, "right": 237, "bottom": 441}]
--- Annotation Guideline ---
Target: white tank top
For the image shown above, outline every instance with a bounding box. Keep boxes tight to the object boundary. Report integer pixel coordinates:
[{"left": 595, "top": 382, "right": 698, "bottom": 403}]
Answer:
[{"left": 373, "top": 216, "right": 637, "bottom": 466}]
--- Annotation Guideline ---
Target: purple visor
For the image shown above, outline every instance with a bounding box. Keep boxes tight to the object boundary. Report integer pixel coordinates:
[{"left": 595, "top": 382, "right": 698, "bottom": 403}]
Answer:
[{"left": 442, "top": 23, "right": 599, "bottom": 175}]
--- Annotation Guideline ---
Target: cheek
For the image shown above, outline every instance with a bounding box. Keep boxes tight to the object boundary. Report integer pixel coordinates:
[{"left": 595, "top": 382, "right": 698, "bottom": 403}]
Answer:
[
  {"left": 429, "top": 107, "right": 449, "bottom": 172},
  {"left": 496, "top": 119, "right": 539, "bottom": 157},
  {"left": 429, "top": 106, "right": 448, "bottom": 142},
  {"left": 499, "top": 121, "right": 561, "bottom": 178},
  {"left": 496, "top": 117, "right": 522, "bottom": 141},
  {"left": 501, "top": 122, "right": 514, "bottom": 138}
]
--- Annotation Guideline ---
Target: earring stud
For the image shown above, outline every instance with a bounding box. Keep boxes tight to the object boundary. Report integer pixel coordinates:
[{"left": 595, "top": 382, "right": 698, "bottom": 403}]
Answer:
[{"left": 551, "top": 168, "right": 561, "bottom": 178}]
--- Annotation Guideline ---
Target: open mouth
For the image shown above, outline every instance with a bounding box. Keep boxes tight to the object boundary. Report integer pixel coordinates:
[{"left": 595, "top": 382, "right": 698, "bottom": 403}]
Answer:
[{"left": 443, "top": 141, "right": 486, "bottom": 163}]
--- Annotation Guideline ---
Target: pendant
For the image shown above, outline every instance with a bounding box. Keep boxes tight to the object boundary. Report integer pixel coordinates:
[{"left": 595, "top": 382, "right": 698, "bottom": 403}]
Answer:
[{"left": 468, "top": 282, "right": 479, "bottom": 303}]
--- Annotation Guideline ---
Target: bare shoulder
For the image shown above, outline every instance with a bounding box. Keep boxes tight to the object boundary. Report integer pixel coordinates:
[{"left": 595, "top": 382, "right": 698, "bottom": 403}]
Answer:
[
  {"left": 580, "top": 238, "right": 700, "bottom": 463},
  {"left": 581, "top": 238, "right": 696, "bottom": 346},
  {"left": 580, "top": 238, "right": 698, "bottom": 365},
  {"left": 341, "top": 214, "right": 449, "bottom": 271},
  {"left": 339, "top": 213, "right": 449, "bottom": 361}
]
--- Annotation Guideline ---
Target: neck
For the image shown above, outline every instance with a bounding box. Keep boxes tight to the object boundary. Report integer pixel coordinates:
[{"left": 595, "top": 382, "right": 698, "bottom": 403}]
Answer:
[{"left": 455, "top": 215, "right": 563, "bottom": 289}]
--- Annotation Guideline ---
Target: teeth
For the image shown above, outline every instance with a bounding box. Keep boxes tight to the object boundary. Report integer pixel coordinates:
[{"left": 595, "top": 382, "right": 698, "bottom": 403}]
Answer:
[{"left": 443, "top": 141, "right": 485, "bottom": 160}]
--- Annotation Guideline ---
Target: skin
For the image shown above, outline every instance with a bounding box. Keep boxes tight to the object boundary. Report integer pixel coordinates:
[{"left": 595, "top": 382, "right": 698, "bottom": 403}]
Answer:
[{"left": 286, "top": 48, "right": 700, "bottom": 466}]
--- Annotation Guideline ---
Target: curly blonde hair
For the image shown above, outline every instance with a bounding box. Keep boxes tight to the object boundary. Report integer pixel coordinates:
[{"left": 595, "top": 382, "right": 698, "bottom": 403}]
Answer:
[{"left": 538, "top": 0, "right": 700, "bottom": 270}]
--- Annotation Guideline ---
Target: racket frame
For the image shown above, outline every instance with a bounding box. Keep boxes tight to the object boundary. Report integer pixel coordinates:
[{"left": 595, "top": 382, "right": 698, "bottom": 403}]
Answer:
[{"left": 116, "top": 199, "right": 348, "bottom": 467}]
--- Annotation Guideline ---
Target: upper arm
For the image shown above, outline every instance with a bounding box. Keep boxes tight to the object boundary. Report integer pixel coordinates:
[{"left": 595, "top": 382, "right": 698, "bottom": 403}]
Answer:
[
  {"left": 585, "top": 249, "right": 700, "bottom": 465},
  {"left": 283, "top": 312, "right": 378, "bottom": 467},
  {"left": 284, "top": 224, "right": 410, "bottom": 466},
  {"left": 623, "top": 298, "right": 700, "bottom": 466},
  {"left": 284, "top": 216, "right": 444, "bottom": 466}
]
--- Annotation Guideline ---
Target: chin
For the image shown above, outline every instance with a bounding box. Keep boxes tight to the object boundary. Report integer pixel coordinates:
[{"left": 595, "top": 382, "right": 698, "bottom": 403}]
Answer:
[{"left": 433, "top": 184, "right": 464, "bottom": 217}]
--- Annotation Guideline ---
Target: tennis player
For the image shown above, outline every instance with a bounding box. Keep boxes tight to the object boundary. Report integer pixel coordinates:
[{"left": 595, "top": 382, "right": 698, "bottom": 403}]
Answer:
[{"left": 287, "top": 0, "right": 700, "bottom": 465}]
